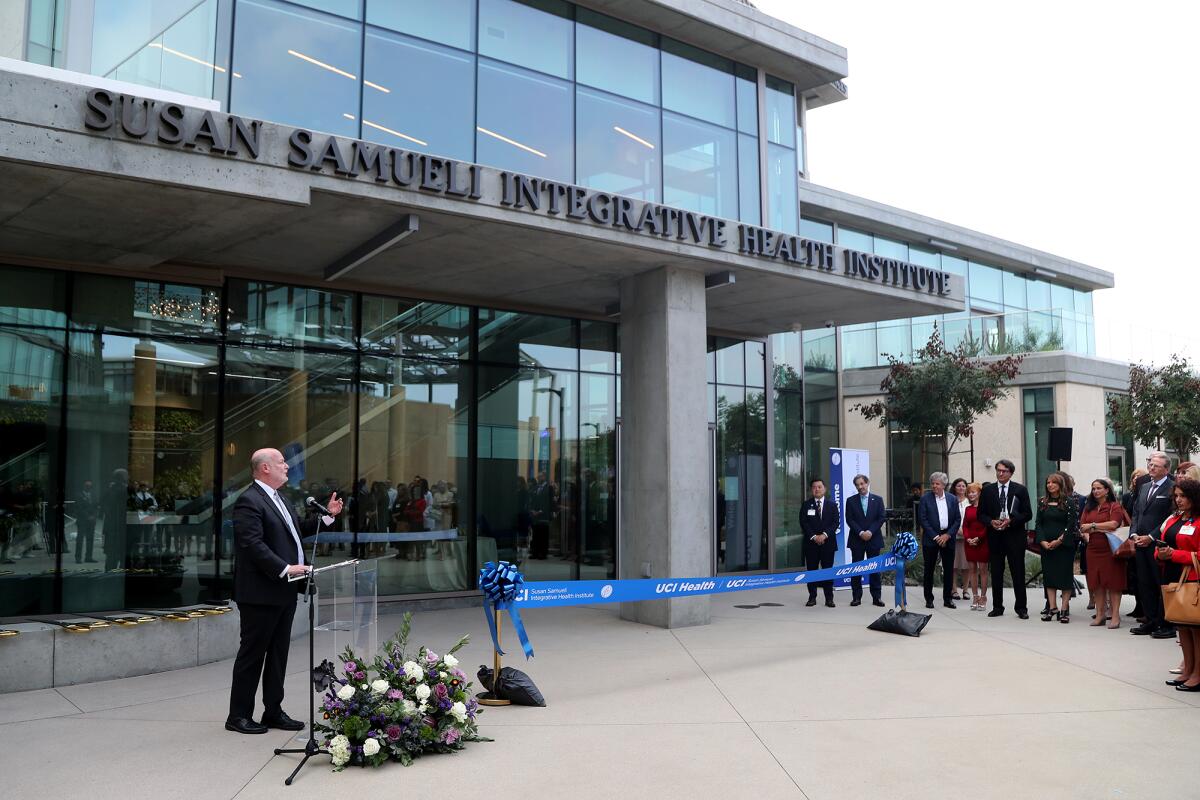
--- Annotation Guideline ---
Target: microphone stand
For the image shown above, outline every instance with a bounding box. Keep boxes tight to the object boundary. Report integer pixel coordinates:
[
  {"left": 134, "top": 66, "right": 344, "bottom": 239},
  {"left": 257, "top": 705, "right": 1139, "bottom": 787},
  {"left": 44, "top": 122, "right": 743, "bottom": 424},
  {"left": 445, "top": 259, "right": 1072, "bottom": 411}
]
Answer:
[{"left": 274, "top": 504, "right": 325, "bottom": 786}]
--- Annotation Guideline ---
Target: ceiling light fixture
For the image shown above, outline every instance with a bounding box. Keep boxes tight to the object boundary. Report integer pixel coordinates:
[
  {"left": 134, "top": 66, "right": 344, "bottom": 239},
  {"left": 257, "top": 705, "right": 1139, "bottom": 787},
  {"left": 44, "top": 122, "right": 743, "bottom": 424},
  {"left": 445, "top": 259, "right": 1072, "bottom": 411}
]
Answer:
[
  {"left": 363, "top": 119, "right": 427, "bottom": 146},
  {"left": 613, "top": 125, "right": 654, "bottom": 149},
  {"left": 343, "top": 113, "right": 356, "bottom": 120},
  {"left": 477, "top": 126, "right": 547, "bottom": 158},
  {"left": 287, "top": 49, "right": 356, "bottom": 80},
  {"left": 364, "top": 79, "right": 390, "bottom": 93},
  {"left": 147, "top": 42, "right": 226, "bottom": 73},
  {"left": 232, "top": 72, "right": 243, "bottom": 78}
]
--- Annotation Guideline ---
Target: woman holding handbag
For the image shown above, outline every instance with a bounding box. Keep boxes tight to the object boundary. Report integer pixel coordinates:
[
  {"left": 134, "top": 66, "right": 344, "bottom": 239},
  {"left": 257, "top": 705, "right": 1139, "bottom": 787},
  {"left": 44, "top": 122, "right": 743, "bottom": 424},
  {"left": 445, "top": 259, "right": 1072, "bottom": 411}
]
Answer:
[
  {"left": 1081, "top": 478, "right": 1129, "bottom": 628},
  {"left": 1156, "top": 479, "right": 1200, "bottom": 690}
]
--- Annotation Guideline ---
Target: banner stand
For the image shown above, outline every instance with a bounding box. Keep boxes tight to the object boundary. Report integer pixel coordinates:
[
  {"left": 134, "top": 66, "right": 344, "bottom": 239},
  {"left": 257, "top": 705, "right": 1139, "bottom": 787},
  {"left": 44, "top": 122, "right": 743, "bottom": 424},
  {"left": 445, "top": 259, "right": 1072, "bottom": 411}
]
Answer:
[{"left": 476, "top": 608, "right": 511, "bottom": 707}]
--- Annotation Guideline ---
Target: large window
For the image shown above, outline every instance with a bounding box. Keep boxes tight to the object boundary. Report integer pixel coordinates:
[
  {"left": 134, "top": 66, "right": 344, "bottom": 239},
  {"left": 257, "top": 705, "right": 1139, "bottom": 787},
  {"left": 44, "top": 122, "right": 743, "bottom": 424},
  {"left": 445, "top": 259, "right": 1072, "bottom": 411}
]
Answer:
[
  {"left": 663, "top": 113, "right": 738, "bottom": 218},
  {"left": 1023, "top": 387, "right": 1056, "bottom": 497},
  {"left": 0, "top": 265, "right": 620, "bottom": 618},
  {"left": 765, "top": 76, "right": 798, "bottom": 233},
  {"left": 576, "top": 88, "right": 660, "bottom": 200},
  {"left": 477, "top": 59, "right": 573, "bottom": 181}
]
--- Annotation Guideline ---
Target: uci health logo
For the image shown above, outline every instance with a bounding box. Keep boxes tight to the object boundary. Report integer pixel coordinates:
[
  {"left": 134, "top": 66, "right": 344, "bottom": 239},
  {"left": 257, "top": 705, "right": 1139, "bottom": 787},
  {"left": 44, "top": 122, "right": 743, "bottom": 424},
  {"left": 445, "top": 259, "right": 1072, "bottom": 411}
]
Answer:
[
  {"left": 831, "top": 452, "right": 841, "bottom": 466},
  {"left": 600, "top": 585, "right": 613, "bottom": 599}
]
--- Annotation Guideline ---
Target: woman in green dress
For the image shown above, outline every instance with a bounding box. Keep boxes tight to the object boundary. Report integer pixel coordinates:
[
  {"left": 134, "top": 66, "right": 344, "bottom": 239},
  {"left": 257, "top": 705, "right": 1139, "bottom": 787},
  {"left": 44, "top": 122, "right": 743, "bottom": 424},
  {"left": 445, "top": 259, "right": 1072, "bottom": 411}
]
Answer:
[{"left": 1036, "top": 472, "right": 1079, "bottom": 623}]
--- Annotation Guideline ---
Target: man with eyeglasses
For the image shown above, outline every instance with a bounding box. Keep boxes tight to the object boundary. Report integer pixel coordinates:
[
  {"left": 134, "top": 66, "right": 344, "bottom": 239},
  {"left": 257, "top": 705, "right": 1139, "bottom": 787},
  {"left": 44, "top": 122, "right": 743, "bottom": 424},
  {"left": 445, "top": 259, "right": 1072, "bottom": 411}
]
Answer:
[
  {"left": 1130, "top": 452, "right": 1177, "bottom": 638},
  {"left": 977, "top": 459, "right": 1033, "bottom": 618}
]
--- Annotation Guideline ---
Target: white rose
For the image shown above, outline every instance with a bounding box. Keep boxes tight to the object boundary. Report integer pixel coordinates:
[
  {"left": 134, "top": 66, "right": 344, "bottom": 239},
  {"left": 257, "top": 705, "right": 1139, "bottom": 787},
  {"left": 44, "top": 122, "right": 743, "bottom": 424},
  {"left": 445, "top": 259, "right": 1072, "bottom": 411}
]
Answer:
[
  {"left": 370, "top": 679, "right": 389, "bottom": 694},
  {"left": 414, "top": 683, "right": 431, "bottom": 701},
  {"left": 361, "top": 684, "right": 369, "bottom": 691},
  {"left": 331, "top": 750, "right": 348, "bottom": 767},
  {"left": 443, "top": 653, "right": 459, "bottom": 668},
  {"left": 439, "top": 671, "right": 446, "bottom": 679},
  {"left": 402, "top": 661, "right": 424, "bottom": 682},
  {"left": 401, "top": 699, "right": 417, "bottom": 715},
  {"left": 362, "top": 738, "right": 380, "bottom": 756},
  {"left": 330, "top": 735, "right": 349, "bottom": 749},
  {"left": 449, "top": 701, "right": 467, "bottom": 723},
  {"left": 418, "top": 700, "right": 428, "bottom": 713},
  {"left": 336, "top": 684, "right": 355, "bottom": 700}
]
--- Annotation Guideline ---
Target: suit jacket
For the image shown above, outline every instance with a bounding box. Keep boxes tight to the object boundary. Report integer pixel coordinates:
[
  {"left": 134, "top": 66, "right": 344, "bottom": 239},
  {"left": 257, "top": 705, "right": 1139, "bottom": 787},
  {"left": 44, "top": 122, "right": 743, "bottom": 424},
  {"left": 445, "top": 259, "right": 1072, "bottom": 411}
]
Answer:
[
  {"left": 800, "top": 496, "right": 840, "bottom": 553},
  {"left": 917, "top": 491, "right": 962, "bottom": 546},
  {"left": 1132, "top": 476, "right": 1176, "bottom": 538},
  {"left": 976, "top": 480, "right": 1033, "bottom": 532},
  {"left": 844, "top": 492, "right": 886, "bottom": 555},
  {"left": 232, "top": 483, "right": 320, "bottom": 606}
]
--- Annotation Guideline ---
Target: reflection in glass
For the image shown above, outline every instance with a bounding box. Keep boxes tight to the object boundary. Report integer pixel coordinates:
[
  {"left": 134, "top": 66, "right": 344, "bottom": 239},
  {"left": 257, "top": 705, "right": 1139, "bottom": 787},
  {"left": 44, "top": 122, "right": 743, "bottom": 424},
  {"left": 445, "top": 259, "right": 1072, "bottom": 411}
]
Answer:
[
  {"left": 714, "top": 338, "right": 744, "bottom": 384},
  {"left": 738, "top": 134, "right": 760, "bottom": 225},
  {"left": 0, "top": 266, "right": 66, "bottom": 328},
  {"left": 662, "top": 39, "right": 736, "bottom": 128},
  {"left": 72, "top": 275, "right": 221, "bottom": 338},
  {"left": 663, "top": 112, "right": 737, "bottom": 218},
  {"left": 359, "top": 356, "right": 470, "bottom": 593},
  {"left": 367, "top": 0, "right": 474, "bottom": 50},
  {"left": 877, "top": 319, "right": 910, "bottom": 362},
  {"left": 745, "top": 340, "right": 766, "bottom": 388},
  {"left": 576, "top": 9, "right": 658, "bottom": 105},
  {"left": 105, "top": 0, "right": 221, "bottom": 99},
  {"left": 477, "top": 59, "right": 573, "bottom": 181},
  {"left": 840, "top": 323, "right": 878, "bottom": 369},
  {"left": 26, "top": 0, "right": 64, "bottom": 67},
  {"left": 63, "top": 335, "right": 219, "bottom": 612},
  {"left": 578, "top": 372, "right": 616, "bottom": 579},
  {"left": 285, "top": 0, "right": 362, "bottom": 19},
  {"left": 579, "top": 320, "right": 617, "bottom": 373},
  {"left": 799, "top": 217, "right": 833, "bottom": 244},
  {"left": 231, "top": 0, "right": 360, "bottom": 137},
  {"left": 1026, "top": 278, "right": 1051, "bottom": 310},
  {"left": 363, "top": 29, "right": 475, "bottom": 160},
  {"left": 873, "top": 236, "right": 907, "bottom": 260},
  {"left": 765, "top": 76, "right": 795, "bottom": 147},
  {"left": 968, "top": 262, "right": 1003, "bottom": 309},
  {"left": 478, "top": 309, "right": 576, "bottom": 369},
  {"left": 735, "top": 65, "right": 758, "bottom": 135},
  {"left": 360, "top": 298, "right": 471, "bottom": 360},
  {"left": 576, "top": 88, "right": 660, "bottom": 201},
  {"left": 766, "top": 143, "right": 798, "bottom": 233},
  {"left": 478, "top": 0, "right": 573, "bottom": 79},
  {"left": 0, "top": 327, "right": 63, "bottom": 616},
  {"left": 227, "top": 280, "right": 355, "bottom": 348},
  {"left": 838, "top": 227, "right": 873, "bottom": 253},
  {"left": 1003, "top": 271, "right": 1028, "bottom": 310}
]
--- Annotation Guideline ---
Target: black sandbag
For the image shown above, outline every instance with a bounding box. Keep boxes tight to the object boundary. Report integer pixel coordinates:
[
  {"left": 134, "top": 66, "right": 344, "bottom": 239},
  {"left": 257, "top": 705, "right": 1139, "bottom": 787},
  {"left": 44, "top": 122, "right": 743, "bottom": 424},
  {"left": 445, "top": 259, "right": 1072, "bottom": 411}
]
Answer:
[
  {"left": 867, "top": 608, "right": 932, "bottom": 637},
  {"left": 477, "top": 665, "right": 547, "bottom": 706}
]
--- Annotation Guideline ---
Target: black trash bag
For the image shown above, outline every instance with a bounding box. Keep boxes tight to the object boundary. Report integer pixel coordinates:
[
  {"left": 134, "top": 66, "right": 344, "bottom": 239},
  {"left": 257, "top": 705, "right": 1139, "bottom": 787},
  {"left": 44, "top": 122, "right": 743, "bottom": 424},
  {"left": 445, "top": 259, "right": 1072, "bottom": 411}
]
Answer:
[
  {"left": 867, "top": 608, "right": 932, "bottom": 637},
  {"left": 477, "top": 665, "right": 546, "bottom": 706}
]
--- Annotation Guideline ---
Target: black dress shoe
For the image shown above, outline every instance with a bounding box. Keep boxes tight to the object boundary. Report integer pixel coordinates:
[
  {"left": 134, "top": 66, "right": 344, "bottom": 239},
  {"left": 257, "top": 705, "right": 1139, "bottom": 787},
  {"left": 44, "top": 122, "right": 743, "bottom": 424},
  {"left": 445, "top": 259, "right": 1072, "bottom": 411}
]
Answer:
[
  {"left": 805, "top": 598, "right": 817, "bottom": 607},
  {"left": 925, "top": 601, "right": 935, "bottom": 609},
  {"left": 872, "top": 599, "right": 885, "bottom": 607},
  {"left": 943, "top": 601, "right": 957, "bottom": 609},
  {"left": 261, "top": 711, "right": 305, "bottom": 731},
  {"left": 225, "top": 717, "right": 268, "bottom": 734},
  {"left": 1176, "top": 683, "right": 1200, "bottom": 692},
  {"left": 987, "top": 609, "right": 1004, "bottom": 617},
  {"left": 1130, "top": 625, "right": 1154, "bottom": 636},
  {"left": 1166, "top": 679, "right": 1186, "bottom": 686},
  {"left": 850, "top": 599, "right": 862, "bottom": 607},
  {"left": 1017, "top": 611, "right": 1029, "bottom": 620},
  {"left": 1152, "top": 628, "right": 1178, "bottom": 639},
  {"left": 825, "top": 600, "right": 836, "bottom": 608}
]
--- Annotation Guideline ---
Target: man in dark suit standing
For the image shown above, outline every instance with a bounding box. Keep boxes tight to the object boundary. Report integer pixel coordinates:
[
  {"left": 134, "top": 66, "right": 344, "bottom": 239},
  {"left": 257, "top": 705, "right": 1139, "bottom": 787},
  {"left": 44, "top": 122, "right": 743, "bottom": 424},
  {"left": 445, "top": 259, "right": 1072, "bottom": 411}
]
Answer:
[
  {"left": 226, "top": 448, "right": 343, "bottom": 735},
  {"left": 977, "top": 459, "right": 1033, "bottom": 619},
  {"left": 845, "top": 474, "right": 886, "bottom": 607},
  {"left": 801, "top": 478, "right": 841, "bottom": 608},
  {"left": 917, "top": 472, "right": 962, "bottom": 609},
  {"left": 1130, "top": 451, "right": 1176, "bottom": 638}
]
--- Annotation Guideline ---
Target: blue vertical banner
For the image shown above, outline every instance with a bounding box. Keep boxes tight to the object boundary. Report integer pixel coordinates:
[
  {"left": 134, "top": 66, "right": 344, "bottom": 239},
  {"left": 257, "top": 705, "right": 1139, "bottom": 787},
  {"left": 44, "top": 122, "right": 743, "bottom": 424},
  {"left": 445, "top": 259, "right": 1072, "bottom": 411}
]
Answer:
[{"left": 829, "top": 448, "right": 870, "bottom": 589}]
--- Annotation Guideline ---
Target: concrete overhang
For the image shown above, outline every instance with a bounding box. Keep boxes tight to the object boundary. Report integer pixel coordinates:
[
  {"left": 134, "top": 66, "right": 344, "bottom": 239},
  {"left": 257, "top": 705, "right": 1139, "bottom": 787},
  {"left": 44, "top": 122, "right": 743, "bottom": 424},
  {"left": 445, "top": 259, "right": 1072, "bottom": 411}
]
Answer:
[
  {"left": 577, "top": 0, "right": 849, "bottom": 105},
  {"left": 0, "top": 71, "right": 952, "bottom": 337},
  {"left": 798, "top": 181, "right": 1115, "bottom": 292}
]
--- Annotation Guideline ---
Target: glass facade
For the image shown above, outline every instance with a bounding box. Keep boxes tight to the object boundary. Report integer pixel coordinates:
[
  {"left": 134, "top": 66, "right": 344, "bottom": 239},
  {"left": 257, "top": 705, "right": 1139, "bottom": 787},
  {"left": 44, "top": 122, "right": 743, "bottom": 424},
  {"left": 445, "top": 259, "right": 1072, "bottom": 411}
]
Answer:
[
  {"left": 0, "top": 265, "right": 617, "bottom": 618},
  {"left": 1022, "top": 387, "right": 1056, "bottom": 496},
  {"left": 23, "top": 0, "right": 779, "bottom": 226}
]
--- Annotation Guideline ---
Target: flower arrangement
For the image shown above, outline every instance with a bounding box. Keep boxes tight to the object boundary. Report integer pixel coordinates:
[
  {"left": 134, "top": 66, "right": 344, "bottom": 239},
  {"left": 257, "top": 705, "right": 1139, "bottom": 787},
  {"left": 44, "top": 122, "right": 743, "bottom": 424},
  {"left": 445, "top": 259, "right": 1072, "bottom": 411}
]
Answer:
[{"left": 315, "top": 613, "right": 489, "bottom": 769}]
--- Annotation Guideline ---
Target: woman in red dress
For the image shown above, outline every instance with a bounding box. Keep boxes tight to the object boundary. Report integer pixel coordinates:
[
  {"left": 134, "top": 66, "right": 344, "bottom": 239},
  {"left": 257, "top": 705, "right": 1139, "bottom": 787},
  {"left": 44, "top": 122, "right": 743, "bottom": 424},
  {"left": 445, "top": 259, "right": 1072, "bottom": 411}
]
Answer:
[
  {"left": 1155, "top": 479, "right": 1200, "bottom": 690},
  {"left": 962, "top": 482, "right": 990, "bottom": 610},
  {"left": 1080, "top": 478, "right": 1128, "bottom": 628}
]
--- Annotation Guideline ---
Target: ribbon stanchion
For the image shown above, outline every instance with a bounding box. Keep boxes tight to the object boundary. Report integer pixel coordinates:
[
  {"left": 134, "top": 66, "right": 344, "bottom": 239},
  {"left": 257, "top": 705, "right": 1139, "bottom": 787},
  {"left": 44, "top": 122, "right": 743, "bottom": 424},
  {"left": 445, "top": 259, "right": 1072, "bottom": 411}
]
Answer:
[
  {"left": 478, "top": 561, "right": 534, "bottom": 659},
  {"left": 891, "top": 531, "right": 919, "bottom": 609},
  {"left": 867, "top": 532, "right": 931, "bottom": 637}
]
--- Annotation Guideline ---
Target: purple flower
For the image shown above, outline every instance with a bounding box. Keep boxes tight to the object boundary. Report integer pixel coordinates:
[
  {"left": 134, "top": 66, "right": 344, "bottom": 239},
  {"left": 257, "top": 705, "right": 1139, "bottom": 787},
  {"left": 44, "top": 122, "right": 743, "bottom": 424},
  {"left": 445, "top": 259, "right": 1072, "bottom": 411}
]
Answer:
[
  {"left": 343, "top": 661, "right": 356, "bottom": 673},
  {"left": 443, "top": 728, "right": 461, "bottom": 745},
  {"left": 354, "top": 670, "right": 367, "bottom": 681},
  {"left": 452, "top": 668, "right": 466, "bottom": 680},
  {"left": 438, "top": 698, "right": 452, "bottom": 711},
  {"left": 434, "top": 683, "right": 449, "bottom": 700},
  {"left": 425, "top": 651, "right": 439, "bottom": 664},
  {"left": 385, "top": 724, "right": 402, "bottom": 740},
  {"left": 386, "top": 688, "right": 402, "bottom": 700}
]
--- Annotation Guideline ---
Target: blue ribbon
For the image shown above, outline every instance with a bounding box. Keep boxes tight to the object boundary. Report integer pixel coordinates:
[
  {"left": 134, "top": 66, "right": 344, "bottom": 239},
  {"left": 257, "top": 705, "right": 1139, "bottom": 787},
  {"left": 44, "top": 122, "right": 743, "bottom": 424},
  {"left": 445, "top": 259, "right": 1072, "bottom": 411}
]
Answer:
[
  {"left": 891, "top": 532, "right": 918, "bottom": 608},
  {"left": 478, "top": 560, "right": 534, "bottom": 659}
]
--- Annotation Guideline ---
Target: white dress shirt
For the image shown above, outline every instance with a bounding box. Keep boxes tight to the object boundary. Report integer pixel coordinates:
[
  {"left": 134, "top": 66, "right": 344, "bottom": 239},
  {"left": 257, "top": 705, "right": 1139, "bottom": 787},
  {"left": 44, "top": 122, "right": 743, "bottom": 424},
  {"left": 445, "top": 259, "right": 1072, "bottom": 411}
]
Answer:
[
  {"left": 256, "top": 479, "right": 304, "bottom": 578},
  {"left": 935, "top": 493, "right": 949, "bottom": 531}
]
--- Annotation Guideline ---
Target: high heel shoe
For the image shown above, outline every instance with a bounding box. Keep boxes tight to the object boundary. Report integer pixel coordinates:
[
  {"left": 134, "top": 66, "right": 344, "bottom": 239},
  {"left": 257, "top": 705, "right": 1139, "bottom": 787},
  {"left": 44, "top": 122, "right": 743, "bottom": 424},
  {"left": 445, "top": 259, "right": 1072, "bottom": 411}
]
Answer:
[
  {"left": 1041, "top": 609, "right": 1058, "bottom": 622},
  {"left": 1089, "top": 616, "right": 1105, "bottom": 626},
  {"left": 1059, "top": 611, "right": 1070, "bottom": 623},
  {"left": 1107, "top": 619, "right": 1120, "bottom": 629}
]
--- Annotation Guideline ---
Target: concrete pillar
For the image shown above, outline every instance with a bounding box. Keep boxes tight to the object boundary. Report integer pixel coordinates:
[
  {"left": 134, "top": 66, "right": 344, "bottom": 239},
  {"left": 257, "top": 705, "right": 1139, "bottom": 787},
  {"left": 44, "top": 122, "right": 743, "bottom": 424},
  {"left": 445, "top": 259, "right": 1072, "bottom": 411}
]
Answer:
[{"left": 619, "top": 266, "right": 711, "bottom": 628}]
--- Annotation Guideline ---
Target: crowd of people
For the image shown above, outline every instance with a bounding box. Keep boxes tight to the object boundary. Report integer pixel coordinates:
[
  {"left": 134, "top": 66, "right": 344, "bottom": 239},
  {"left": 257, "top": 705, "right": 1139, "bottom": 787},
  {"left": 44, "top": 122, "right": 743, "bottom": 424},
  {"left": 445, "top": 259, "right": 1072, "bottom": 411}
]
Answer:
[{"left": 802, "top": 453, "right": 1200, "bottom": 688}]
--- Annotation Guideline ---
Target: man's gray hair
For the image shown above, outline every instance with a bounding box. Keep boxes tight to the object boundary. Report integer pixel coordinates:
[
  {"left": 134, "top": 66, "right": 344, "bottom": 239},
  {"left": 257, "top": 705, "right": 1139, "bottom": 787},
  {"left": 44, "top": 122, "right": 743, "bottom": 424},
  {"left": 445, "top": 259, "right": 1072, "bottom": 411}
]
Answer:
[
  {"left": 929, "top": 471, "right": 949, "bottom": 487},
  {"left": 1148, "top": 451, "right": 1171, "bottom": 468},
  {"left": 853, "top": 474, "right": 870, "bottom": 485}
]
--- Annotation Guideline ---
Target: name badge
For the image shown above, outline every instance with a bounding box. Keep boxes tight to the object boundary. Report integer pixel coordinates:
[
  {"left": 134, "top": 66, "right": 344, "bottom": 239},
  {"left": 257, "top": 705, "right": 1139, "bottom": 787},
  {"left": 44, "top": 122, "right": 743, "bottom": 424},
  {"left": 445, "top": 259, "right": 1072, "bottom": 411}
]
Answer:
[
  {"left": 1183, "top": 525, "right": 1196, "bottom": 537},
  {"left": 807, "top": 509, "right": 816, "bottom": 516}
]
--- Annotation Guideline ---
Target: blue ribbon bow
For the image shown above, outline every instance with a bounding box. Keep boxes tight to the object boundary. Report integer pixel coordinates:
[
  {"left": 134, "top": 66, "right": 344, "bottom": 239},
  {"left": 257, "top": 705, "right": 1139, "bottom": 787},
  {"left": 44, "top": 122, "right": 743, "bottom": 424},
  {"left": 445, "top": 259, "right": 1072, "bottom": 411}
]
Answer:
[
  {"left": 891, "top": 532, "right": 918, "bottom": 608},
  {"left": 478, "top": 560, "right": 534, "bottom": 659}
]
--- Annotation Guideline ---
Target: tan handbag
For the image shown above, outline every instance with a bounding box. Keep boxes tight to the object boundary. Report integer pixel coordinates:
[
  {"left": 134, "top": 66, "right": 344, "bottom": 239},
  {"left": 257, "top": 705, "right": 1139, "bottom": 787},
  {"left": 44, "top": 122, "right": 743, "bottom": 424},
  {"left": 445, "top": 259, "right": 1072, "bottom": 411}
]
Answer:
[{"left": 1162, "top": 552, "right": 1200, "bottom": 626}]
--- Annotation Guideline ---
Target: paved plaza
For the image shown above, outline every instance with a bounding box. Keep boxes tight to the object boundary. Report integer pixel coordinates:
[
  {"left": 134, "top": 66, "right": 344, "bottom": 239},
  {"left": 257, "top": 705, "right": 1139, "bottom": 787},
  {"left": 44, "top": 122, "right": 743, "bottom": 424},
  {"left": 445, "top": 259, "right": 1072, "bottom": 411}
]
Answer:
[{"left": 3, "top": 588, "right": 1198, "bottom": 799}]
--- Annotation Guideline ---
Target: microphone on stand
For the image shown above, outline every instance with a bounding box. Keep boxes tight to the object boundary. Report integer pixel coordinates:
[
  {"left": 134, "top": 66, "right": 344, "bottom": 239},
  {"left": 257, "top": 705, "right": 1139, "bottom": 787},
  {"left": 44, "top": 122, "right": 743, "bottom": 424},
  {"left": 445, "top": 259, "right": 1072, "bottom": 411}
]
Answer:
[{"left": 305, "top": 496, "right": 332, "bottom": 515}]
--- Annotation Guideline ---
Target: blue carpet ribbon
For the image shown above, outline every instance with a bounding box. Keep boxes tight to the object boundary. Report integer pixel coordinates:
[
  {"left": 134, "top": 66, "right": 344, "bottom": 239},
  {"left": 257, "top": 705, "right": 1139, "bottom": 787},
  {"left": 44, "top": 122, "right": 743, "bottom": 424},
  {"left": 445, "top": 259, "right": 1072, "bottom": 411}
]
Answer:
[{"left": 478, "top": 560, "right": 535, "bottom": 659}]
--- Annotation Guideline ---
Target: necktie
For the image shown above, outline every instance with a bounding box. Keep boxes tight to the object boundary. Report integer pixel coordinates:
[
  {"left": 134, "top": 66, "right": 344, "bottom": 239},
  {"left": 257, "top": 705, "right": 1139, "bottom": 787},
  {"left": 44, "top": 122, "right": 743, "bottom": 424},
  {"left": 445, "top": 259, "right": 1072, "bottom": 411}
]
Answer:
[
  {"left": 999, "top": 484, "right": 1007, "bottom": 512},
  {"left": 817, "top": 499, "right": 823, "bottom": 518}
]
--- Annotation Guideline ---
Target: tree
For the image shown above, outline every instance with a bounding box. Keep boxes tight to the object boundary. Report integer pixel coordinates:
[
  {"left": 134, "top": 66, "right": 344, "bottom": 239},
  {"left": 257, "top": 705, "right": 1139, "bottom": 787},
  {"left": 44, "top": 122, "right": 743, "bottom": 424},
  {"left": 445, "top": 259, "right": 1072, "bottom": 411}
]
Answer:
[
  {"left": 853, "top": 325, "right": 1024, "bottom": 476},
  {"left": 1108, "top": 355, "right": 1200, "bottom": 458}
]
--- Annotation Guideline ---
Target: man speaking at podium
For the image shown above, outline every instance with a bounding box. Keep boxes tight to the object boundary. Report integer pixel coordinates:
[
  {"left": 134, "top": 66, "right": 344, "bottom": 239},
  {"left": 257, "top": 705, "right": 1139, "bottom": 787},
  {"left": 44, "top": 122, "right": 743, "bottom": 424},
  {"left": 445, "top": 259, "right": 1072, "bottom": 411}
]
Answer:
[{"left": 226, "top": 448, "right": 343, "bottom": 735}]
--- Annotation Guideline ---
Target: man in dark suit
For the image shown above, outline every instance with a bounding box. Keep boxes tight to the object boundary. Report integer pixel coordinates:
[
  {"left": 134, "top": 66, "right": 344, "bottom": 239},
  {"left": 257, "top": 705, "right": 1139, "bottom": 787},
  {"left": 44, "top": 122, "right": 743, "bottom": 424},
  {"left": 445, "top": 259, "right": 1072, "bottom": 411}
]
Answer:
[
  {"left": 226, "top": 448, "right": 343, "bottom": 735},
  {"left": 74, "top": 479, "right": 99, "bottom": 564},
  {"left": 917, "top": 472, "right": 962, "bottom": 609},
  {"left": 801, "top": 478, "right": 841, "bottom": 608},
  {"left": 977, "top": 459, "right": 1033, "bottom": 619},
  {"left": 1130, "top": 451, "right": 1176, "bottom": 638},
  {"left": 845, "top": 474, "right": 886, "bottom": 607}
]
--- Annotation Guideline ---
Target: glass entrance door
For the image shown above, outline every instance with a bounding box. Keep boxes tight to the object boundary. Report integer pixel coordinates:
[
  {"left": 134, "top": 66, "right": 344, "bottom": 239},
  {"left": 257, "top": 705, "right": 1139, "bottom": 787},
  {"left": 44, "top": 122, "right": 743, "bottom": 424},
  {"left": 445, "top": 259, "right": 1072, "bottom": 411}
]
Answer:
[{"left": 1108, "top": 449, "right": 1128, "bottom": 495}]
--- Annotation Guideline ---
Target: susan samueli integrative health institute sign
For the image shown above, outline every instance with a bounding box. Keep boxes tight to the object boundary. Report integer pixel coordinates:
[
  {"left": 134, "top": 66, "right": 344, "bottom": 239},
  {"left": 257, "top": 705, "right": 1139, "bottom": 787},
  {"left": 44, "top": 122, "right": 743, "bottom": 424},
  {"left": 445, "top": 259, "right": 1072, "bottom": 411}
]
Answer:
[{"left": 81, "top": 88, "right": 956, "bottom": 297}]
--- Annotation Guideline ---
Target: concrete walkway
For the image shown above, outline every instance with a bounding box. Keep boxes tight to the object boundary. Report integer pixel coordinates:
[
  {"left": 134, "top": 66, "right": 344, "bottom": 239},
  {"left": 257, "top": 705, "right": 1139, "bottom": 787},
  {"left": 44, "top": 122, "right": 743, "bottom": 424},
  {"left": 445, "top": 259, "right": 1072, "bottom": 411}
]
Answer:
[{"left": 3, "top": 588, "right": 1196, "bottom": 799}]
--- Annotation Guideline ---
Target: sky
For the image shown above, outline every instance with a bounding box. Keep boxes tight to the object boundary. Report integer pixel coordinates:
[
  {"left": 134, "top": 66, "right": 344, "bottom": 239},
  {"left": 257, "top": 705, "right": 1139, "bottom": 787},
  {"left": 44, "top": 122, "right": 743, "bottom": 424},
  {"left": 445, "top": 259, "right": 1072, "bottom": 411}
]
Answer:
[{"left": 752, "top": 0, "right": 1199, "bottom": 364}]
